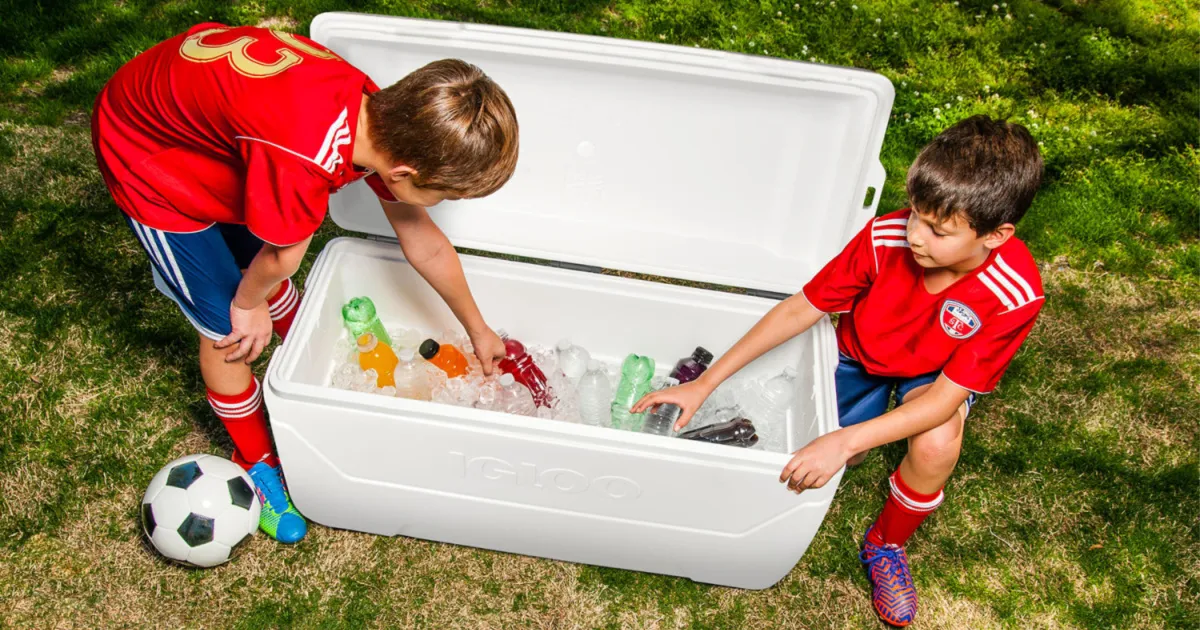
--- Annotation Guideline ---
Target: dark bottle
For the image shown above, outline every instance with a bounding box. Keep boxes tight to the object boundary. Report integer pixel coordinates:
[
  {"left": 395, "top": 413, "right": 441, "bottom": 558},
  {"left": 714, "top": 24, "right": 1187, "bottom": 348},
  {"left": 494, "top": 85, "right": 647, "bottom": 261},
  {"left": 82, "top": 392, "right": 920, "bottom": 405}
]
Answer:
[
  {"left": 669, "top": 346, "right": 713, "bottom": 384},
  {"left": 678, "top": 417, "right": 758, "bottom": 448}
]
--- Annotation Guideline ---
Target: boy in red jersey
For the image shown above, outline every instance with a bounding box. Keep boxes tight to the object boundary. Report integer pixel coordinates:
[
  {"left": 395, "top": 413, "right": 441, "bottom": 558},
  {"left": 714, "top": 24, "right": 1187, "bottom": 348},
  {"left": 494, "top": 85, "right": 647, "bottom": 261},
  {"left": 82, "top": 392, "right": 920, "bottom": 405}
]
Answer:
[
  {"left": 92, "top": 23, "right": 519, "bottom": 543},
  {"left": 635, "top": 116, "right": 1043, "bottom": 626}
]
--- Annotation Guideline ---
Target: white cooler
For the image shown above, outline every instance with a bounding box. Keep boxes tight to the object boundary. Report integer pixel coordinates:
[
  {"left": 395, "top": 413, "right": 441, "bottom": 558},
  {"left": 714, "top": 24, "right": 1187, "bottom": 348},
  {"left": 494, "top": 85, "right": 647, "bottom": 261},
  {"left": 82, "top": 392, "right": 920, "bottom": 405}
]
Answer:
[{"left": 263, "top": 12, "right": 893, "bottom": 590}]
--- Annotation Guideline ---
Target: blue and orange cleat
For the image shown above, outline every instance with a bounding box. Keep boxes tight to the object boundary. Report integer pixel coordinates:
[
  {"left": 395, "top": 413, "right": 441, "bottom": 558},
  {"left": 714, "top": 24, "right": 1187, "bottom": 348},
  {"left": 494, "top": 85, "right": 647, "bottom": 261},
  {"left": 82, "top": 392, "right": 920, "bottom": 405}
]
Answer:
[
  {"left": 247, "top": 462, "right": 308, "bottom": 544},
  {"left": 860, "top": 525, "right": 918, "bottom": 627}
]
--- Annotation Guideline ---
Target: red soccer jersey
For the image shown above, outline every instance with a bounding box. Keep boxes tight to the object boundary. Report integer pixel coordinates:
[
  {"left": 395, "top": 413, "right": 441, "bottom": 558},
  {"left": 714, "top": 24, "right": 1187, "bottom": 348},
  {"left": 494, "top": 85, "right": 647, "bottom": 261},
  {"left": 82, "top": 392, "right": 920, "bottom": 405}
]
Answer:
[
  {"left": 802, "top": 209, "right": 1044, "bottom": 394},
  {"left": 91, "top": 23, "right": 397, "bottom": 246}
]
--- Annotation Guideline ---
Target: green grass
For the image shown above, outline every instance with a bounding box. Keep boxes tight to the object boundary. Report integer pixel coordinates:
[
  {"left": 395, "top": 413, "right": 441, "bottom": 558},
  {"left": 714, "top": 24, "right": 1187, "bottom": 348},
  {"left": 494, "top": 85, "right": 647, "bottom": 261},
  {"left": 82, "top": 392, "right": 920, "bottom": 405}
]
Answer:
[{"left": 0, "top": 1, "right": 1196, "bottom": 628}]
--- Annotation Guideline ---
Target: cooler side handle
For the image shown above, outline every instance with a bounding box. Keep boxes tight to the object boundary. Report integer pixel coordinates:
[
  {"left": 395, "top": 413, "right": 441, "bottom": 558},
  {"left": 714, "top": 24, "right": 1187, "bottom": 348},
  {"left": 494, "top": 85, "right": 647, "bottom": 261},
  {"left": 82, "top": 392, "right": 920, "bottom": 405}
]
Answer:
[{"left": 856, "top": 160, "right": 887, "bottom": 230}]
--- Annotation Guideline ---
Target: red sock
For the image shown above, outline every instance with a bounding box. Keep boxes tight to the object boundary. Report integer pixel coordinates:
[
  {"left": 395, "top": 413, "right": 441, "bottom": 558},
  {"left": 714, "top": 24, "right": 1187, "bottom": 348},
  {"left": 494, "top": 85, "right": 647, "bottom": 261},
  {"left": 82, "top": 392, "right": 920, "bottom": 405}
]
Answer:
[
  {"left": 868, "top": 468, "right": 944, "bottom": 547},
  {"left": 267, "top": 277, "right": 300, "bottom": 341},
  {"left": 207, "top": 377, "right": 279, "bottom": 470}
]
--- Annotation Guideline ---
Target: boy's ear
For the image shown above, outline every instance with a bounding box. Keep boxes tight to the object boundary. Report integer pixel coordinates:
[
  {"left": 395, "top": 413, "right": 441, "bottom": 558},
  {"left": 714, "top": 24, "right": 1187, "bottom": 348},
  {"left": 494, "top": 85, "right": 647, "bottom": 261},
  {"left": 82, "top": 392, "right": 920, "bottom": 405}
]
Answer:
[
  {"left": 387, "top": 163, "right": 418, "bottom": 183},
  {"left": 983, "top": 223, "right": 1015, "bottom": 250}
]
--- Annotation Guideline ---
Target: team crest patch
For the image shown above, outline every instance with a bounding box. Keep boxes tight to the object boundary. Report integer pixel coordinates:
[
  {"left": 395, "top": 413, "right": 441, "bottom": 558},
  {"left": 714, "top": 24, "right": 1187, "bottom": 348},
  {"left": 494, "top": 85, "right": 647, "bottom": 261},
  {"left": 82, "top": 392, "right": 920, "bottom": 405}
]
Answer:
[{"left": 940, "top": 300, "right": 981, "bottom": 339}]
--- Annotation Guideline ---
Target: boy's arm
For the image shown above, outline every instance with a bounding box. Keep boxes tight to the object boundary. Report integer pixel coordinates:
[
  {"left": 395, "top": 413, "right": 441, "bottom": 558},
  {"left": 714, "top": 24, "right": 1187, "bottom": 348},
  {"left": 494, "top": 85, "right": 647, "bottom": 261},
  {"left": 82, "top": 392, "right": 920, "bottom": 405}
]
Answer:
[
  {"left": 216, "top": 237, "right": 312, "bottom": 363},
  {"left": 630, "top": 293, "right": 824, "bottom": 428},
  {"left": 380, "top": 198, "right": 505, "bottom": 375},
  {"left": 780, "top": 375, "right": 971, "bottom": 493}
]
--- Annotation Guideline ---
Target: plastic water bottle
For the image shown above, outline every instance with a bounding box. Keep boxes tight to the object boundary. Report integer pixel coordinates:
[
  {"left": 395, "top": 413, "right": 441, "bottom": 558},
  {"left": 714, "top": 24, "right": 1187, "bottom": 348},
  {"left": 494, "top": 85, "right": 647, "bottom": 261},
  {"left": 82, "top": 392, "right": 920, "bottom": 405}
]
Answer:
[
  {"left": 555, "top": 339, "right": 591, "bottom": 383},
  {"left": 670, "top": 346, "right": 713, "bottom": 384},
  {"left": 356, "top": 333, "right": 399, "bottom": 388},
  {"left": 737, "top": 367, "right": 798, "bottom": 452},
  {"left": 393, "top": 347, "right": 431, "bottom": 401},
  {"left": 497, "top": 330, "right": 553, "bottom": 408},
  {"left": 495, "top": 374, "right": 537, "bottom": 417},
  {"left": 610, "top": 354, "right": 656, "bottom": 431},
  {"left": 342, "top": 297, "right": 392, "bottom": 347},
  {"left": 419, "top": 339, "right": 470, "bottom": 378},
  {"left": 577, "top": 361, "right": 613, "bottom": 427},
  {"left": 642, "top": 377, "right": 682, "bottom": 436}
]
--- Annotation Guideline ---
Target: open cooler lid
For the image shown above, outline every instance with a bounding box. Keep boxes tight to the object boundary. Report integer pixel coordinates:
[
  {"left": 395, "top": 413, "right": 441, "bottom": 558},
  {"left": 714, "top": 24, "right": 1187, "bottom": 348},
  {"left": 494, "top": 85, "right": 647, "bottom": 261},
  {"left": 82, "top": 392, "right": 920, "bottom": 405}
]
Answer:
[{"left": 313, "top": 13, "right": 893, "bottom": 295}]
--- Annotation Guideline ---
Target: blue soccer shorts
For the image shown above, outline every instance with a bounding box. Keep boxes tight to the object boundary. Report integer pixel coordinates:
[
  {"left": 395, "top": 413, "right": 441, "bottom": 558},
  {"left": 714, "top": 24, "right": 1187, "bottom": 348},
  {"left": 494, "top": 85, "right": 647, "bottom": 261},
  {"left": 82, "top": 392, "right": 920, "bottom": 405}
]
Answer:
[
  {"left": 123, "top": 214, "right": 265, "bottom": 341},
  {"left": 836, "top": 353, "right": 977, "bottom": 427}
]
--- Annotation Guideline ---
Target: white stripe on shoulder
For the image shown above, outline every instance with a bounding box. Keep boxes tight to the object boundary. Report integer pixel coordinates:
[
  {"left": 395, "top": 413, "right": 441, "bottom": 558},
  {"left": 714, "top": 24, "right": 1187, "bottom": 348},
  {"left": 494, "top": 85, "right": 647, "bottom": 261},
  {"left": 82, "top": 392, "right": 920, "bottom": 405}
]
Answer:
[
  {"left": 314, "top": 107, "right": 350, "bottom": 166},
  {"left": 986, "top": 265, "right": 1028, "bottom": 307},
  {"left": 979, "top": 272, "right": 1017, "bottom": 310},
  {"left": 874, "top": 240, "right": 911, "bottom": 248},
  {"left": 874, "top": 217, "right": 909, "bottom": 227},
  {"left": 872, "top": 228, "right": 908, "bottom": 238},
  {"left": 995, "top": 254, "right": 1038, "bottom": 302}
]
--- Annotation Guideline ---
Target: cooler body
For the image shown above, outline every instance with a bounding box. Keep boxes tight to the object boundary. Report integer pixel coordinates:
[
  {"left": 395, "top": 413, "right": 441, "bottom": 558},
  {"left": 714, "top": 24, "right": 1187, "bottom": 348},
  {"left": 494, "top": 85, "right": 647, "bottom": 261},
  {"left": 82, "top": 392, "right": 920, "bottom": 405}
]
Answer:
[{"left": 265, "top": 237, "right": 842, "bottom": 589}]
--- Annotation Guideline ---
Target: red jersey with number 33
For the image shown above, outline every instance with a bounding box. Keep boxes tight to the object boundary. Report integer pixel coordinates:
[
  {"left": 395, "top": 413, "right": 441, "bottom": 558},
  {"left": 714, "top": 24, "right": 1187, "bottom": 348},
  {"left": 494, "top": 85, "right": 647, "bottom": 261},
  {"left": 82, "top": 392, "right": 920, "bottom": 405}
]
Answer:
[
  {"left": 91, "top": 23, "right": 396, "bottom": 246},
  {"left": 802, "top": 209, "right": 1044, "bottom": 394}
]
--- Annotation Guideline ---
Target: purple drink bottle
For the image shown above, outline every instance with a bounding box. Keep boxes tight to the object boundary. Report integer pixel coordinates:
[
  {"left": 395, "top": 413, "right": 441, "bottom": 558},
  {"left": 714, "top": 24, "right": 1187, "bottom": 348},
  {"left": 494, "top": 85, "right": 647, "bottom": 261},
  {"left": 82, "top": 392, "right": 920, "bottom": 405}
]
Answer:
[{"left": 669, "top": 347, "right": 713, "bottom": 384}]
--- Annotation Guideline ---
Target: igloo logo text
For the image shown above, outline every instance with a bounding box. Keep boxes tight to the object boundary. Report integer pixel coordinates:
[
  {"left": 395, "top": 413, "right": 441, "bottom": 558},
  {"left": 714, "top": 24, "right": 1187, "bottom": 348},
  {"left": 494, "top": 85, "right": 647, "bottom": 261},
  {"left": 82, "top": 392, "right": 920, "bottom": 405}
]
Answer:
[{"left": 449, "top": 451, "right": 642, "bottom": 500}]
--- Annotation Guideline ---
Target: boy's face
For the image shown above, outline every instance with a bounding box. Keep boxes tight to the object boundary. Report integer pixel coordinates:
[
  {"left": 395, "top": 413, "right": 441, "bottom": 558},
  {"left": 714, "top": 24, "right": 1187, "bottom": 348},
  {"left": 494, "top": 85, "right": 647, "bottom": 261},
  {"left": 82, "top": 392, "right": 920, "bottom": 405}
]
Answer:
[{"left": 906, "top": 209, "right": 1010, "bottom": 270}]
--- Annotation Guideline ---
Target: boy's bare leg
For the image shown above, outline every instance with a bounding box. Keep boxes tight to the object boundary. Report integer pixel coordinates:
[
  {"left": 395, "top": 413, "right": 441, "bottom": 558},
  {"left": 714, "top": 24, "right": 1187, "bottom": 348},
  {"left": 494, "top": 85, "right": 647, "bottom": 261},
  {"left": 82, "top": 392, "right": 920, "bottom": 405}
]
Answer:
[
  {"left": 898, "top": 384, "right": 968, "bottom": 494},
  {"left": 199, "top": 334, "right": 254, "bottom": 394}
]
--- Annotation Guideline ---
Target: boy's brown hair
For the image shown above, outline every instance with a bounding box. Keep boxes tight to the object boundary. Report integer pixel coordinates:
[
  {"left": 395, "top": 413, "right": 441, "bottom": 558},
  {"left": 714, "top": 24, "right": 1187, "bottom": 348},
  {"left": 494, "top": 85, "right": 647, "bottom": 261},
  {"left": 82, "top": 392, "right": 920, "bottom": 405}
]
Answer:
[
  {"left": 906, "top": 115, "right": 1042, "bottom": 234},
  {"left": 366, "top": 59, "right": 519, "bottom": 198}
]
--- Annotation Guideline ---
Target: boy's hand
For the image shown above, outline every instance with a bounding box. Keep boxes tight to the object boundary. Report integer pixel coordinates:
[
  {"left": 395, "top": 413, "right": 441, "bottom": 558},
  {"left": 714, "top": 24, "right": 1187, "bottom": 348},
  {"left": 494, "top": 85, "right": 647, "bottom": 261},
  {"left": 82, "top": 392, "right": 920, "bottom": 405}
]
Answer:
[
  {"left": 468, "top": 327, "right": 505, "bottom": 376},
  {"left": 779, "top": 430, "right": 852, "bottom": 494},
  {"left": 216, "top": 300, "right": 273, "bottom": 364},
  {"left": 630, "top": 380, "right": 714, "bottom": 431}
]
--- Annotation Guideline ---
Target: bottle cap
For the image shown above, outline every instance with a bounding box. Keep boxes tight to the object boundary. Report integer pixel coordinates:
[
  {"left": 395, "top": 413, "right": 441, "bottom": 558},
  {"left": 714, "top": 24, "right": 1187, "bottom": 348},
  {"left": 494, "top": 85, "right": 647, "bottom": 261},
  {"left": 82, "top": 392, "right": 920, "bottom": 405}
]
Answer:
[
  {"left": 419, "top": 339, "right": 440, "bottom": 360},
  {"left": 356, "top": 333, "right": 378, "bottom": 353},
  {"left": 782, "top": 366, "right": 798, "bottom": 378},
  {"left": 693, "top": 346, "right": 714, "bottom": 365},
  {"left": 499, "top": 373, "right": 515, "bottom": 387},
  {"left": 496, "top": 328, "right": 509, "bottom": 340}
]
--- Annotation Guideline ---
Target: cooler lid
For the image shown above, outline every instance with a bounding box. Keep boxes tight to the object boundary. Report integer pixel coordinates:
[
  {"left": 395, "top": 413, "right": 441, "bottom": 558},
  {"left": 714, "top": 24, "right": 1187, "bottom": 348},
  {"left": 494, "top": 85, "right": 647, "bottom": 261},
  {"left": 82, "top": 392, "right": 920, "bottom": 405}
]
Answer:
[{"left": 314, "top": 13, "right": 893, "bottom": 295}]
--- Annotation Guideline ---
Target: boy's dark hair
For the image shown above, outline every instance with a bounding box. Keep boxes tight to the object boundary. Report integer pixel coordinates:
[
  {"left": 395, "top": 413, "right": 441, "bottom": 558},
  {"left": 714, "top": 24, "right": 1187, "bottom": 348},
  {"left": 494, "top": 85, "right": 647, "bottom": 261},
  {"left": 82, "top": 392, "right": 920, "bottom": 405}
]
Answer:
[
  {"left": 906, "top": 115, "right": 1043, "bottom": 234},
  {"left": 366, "top": 59, "right": 519, "bottom": 198}
]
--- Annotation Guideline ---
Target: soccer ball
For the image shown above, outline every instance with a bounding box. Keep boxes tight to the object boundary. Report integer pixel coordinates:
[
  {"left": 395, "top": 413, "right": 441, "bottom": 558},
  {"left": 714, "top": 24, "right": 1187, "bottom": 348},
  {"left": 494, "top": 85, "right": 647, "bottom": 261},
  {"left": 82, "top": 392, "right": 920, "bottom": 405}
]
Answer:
[{"left": 141, "top": 454, "right": 260, "bottom": 568}]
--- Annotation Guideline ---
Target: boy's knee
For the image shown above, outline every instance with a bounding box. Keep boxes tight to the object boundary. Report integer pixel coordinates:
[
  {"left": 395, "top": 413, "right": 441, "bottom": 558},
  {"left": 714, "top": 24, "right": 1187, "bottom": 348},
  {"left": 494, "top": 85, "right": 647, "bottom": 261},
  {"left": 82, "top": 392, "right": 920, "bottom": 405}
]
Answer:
[{"left": 910, "top": 418, "right": 963, "bottom": 470}]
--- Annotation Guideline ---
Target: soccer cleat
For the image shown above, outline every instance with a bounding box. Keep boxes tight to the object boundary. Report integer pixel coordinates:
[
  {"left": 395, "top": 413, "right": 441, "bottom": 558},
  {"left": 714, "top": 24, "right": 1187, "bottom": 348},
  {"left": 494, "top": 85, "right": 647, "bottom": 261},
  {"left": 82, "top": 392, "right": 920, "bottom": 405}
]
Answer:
[
  {"left": 247, "top": 462, "right": 308, "bottom": 544},
  {"left": 860, "top": 524, "right": 918, "bottom": 627}
]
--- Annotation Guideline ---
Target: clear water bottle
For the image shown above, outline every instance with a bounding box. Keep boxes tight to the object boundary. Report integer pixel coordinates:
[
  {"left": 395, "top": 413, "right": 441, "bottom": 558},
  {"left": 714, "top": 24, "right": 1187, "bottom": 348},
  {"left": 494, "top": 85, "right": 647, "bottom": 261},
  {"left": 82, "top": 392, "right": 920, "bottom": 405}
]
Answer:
[
  {"left": 495, "top": 373, "right": 537, "bottom": 417},
  {"left": 642, "top": 377, "right": 681, "bottom": 436},
  {"left": 736, "top": 367, "right": 798, "bottom": 452},
  {"left": 555, "top": 339, "right": 591, "bottom": 383},
  {"left": 577, "top": 360, "right": 614, "bottom": 427},
  {"left": 393, "top": 347, "right": 431, "bottom": 401},
  {"left": 610, "top": 354, "right": 655, "bottom": 432}
]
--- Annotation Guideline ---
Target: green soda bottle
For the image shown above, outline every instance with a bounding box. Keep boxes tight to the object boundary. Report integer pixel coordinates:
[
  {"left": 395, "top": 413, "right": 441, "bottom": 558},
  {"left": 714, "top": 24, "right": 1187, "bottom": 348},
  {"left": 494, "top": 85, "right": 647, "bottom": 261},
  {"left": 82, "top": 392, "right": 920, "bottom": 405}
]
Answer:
[
  {"left": 341, "top": 297, "right": 392, "bottom": 347},
  {"left": 610, "top": 354, "right": 656, "bottom": 431}
]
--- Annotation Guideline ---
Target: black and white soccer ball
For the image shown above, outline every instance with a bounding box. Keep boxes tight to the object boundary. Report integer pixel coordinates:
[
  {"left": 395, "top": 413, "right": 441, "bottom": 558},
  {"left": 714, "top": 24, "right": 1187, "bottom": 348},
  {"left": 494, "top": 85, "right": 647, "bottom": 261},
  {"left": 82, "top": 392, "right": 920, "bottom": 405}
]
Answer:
[{"left": 141, "top": 454, "right": 260, "bottom": 568}]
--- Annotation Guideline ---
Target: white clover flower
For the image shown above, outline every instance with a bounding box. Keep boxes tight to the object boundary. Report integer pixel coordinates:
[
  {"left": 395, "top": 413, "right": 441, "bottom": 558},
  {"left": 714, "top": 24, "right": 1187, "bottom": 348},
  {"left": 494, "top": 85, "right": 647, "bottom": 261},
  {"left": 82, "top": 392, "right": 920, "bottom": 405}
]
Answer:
[
  {"left": 944, "top": 102, "right": 950, "bottom": 109},
  {"left": 659, "top": 34, "right": 666, "bottom": 40},
  {"left": 777, "top": 11, "right": 783, "bottom": 17},
  {"left": 1063, "top": 125, "right": 1069, "bottom": 130},
  {"left": 933, "top": 107, "right": 941, "bottom": 113},
  {"left": 992, "top": 4, "right": 999, "bottom": 11},
  {"left": 1039, "top": 42, "right": 1046, "bottom": 48},
  {"left": 749, "top": 41, "right": 756, "bottom": 47},
  {"left": 810, "top": 56, "right": 817, "bottom": 62},
  {"left": 1037, "top": 141, "right": 1044, "bottom": 146},
  {"left": 732, "top": 24, "right": 738, "bottom": 30},
  {"left": 957, "top": 95, "right": 963, "bottom": 101},
  {"left": 901, "top": 81, "right": 907, "bottom": 87},
  {"left": 953, "top": 1, "right": 959, "bottom": 5},
  {"left": 1091, "top": 130, "right": 1097, "bottom": 136},
  {"left": 795, "top": 3, "right": 800, "bottom": 9},
  {"left": 875, "top": 18, "right": 881, "bottom": 24},
  {"left": 853, "top": 4, "right": 859, "bottom": 10},
  {"left": 1006, "top": 14, "right": 1012, "bottom": 20},
  {"left": 914, "top": 91, "right": 920, "bottom": 96},
  {"left": 1027, "top": 110, "right": 1037, "bottom": 118}
]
